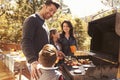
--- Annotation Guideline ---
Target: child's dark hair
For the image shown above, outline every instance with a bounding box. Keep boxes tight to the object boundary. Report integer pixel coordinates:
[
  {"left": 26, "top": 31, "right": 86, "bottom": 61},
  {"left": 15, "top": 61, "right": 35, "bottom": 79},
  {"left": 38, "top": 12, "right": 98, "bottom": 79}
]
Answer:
[{"left": 50, "top": 28, "right": 57, "bottom": 41}]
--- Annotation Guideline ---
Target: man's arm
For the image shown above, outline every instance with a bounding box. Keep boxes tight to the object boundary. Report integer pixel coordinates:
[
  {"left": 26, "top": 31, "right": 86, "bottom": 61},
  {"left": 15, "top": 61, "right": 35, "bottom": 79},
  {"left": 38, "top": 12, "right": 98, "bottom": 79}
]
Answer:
[{"left": 21, "top": 16, "right": 37, "bottom": 63}]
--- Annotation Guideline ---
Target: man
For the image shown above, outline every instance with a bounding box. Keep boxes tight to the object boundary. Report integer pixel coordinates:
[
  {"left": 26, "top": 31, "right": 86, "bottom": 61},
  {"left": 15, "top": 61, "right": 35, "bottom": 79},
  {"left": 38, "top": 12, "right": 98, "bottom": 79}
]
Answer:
[{"left": 21, "top": 0, "right": 60, "bottom": 79}]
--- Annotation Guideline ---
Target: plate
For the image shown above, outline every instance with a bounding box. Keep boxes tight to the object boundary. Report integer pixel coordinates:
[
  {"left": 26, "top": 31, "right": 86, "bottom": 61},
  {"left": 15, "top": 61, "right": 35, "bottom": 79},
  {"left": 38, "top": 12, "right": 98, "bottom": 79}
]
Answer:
[
  {"left": 73, "top": 69, "right": 82, "bottom": 74},
  {"left": 72, "top": 66, "right": 79, "bottom": 69},
  {"left": 83, "top": 64, "right": 91, "bottom": 68}
]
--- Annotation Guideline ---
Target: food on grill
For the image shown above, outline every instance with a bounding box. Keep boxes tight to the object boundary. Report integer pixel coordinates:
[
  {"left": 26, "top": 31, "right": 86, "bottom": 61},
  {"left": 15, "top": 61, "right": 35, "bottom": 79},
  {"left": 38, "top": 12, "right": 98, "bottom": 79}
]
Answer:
[
  {"left": 74, "top": 51, "right": 88, "bottom": 56},
  {"left": 64, "top": 56, "right": 92, "bottom": 66},
  {"left": 64, "top": 57, "right": 81, "bottom": 66},
  {"left": 78, "top": 59, "right": 91, "bottom": 64}
]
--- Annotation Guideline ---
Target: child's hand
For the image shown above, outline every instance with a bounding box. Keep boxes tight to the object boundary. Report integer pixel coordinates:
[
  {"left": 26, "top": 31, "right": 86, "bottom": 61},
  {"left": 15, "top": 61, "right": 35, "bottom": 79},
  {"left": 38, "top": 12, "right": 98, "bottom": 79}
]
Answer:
[{"left": 57, "top": 51, "right": 65, "bottom": 60}]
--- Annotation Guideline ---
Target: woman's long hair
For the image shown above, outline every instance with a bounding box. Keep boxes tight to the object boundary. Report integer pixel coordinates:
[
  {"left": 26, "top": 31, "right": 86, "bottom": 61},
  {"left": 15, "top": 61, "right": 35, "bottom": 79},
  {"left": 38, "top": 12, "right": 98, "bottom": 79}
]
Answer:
[{"left": 61, "top": 20, "right": 74, "bottom": 38}]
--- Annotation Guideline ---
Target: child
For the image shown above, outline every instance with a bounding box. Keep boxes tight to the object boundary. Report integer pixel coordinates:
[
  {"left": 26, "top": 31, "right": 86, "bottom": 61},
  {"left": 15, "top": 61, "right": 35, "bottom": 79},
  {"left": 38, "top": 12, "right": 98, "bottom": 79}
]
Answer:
[
  {"left": 50, "top": 28, "right": 61, "bottom": 51},
  {"left": 49, "top": 28, "right": 65, "bottom": 66},
  {"left": 37, "top": 44, "right": 64, "bottom": 80}
]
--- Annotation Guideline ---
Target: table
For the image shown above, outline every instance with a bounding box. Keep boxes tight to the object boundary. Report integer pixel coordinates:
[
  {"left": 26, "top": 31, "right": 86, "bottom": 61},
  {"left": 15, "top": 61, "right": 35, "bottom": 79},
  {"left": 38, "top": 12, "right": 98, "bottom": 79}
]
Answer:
[{"left": 4, "top": 52, "right": 27, "bottom": 80}]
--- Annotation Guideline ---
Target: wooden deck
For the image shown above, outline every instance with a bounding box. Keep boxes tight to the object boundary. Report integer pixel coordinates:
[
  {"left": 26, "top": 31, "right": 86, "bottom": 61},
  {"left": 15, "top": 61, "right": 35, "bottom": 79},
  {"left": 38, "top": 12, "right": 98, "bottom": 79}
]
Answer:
[
  {"left": 0, "top": 60, "right": 15, "bottom": 80},
  {"left": 0, "top": 60, "right": 30, "bottom": 80},
  {"left": 0, "top": 50, "right": 30, "bottom": 80}
]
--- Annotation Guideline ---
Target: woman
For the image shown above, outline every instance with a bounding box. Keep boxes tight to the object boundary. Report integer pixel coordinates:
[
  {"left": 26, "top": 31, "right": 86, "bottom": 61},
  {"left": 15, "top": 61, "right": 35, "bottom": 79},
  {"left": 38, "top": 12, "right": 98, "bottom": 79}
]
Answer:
[{"left": 59, "top": 20, "right": 77, "bottom": 56}]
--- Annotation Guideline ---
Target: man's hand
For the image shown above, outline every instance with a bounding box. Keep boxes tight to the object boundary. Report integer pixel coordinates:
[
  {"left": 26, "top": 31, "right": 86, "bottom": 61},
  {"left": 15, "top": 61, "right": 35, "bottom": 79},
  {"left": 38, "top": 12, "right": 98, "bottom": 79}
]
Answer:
[{"left": 31, "top": 61, "right": 41, "bottom": 80}]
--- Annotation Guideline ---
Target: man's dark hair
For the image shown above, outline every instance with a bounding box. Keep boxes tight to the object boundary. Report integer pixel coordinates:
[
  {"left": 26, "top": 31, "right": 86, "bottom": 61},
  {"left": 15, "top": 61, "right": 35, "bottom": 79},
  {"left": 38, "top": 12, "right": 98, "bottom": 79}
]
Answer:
[{"left": 45, "top": 0, "right": 60, "bottom": 9}]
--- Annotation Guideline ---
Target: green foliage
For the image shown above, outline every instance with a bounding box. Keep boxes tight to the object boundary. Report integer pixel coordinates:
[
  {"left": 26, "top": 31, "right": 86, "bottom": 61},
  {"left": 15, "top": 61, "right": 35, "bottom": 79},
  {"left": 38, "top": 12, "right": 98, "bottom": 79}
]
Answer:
[
  {"left": 0, "top": 0, "right": 44, "bottom": 43},
  {"left": 47, "top": 11, "right": 73, "bottom": 31},
  {"left": 74, "top": 18, "right": 87, "bottom": 50},
  {"left": 74, "top": 18, "right": 91, "bottom": 50}
]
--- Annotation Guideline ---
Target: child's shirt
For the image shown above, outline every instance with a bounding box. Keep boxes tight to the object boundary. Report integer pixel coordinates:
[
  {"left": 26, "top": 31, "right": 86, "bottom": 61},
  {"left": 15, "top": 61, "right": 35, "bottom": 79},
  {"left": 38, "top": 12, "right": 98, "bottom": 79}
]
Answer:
[{"left": 37, "top": 64, "right": 64, "bottom": 80}]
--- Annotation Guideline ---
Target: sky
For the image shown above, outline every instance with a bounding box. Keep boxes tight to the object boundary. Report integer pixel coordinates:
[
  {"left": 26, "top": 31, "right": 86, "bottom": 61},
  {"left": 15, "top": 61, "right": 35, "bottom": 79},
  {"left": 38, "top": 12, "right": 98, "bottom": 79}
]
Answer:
[{"left": 63, "top": 0, "right": 111, "bottom": 17}]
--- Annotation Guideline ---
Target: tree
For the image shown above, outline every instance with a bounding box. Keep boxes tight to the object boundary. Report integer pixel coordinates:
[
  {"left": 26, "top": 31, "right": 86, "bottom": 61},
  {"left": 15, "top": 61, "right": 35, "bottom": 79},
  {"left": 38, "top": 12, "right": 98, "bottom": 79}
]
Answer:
[
  {"left": 74, "top": 18, "right": 88, "bottom": 50},
  {"left": 0, "top": 4, "right": 5, "bottom": 16},
  {"left": 101, "top": 0, "right": 120, "bottom": 10},
  {"left": 0, "top": 0, "right": 44, "bottom": 43}
]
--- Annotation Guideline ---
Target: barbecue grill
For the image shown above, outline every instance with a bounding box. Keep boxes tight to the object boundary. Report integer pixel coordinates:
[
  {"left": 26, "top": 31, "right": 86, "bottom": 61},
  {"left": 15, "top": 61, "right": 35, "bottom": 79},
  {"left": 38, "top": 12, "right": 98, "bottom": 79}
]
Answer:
[
  {"left": 61, "top": 13, "right": 120, "bottom": 80},
  {"left": 88, "top": 12, "right": 120, "bottom": 65}
]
